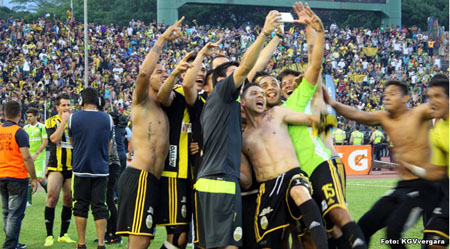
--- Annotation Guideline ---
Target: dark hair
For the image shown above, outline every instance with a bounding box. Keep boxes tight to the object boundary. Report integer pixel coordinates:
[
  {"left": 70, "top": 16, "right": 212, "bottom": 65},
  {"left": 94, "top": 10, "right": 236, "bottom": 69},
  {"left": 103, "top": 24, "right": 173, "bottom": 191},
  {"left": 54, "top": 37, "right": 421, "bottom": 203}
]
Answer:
[
  {"left": 186, "top": 53, "right": 198, "bottom": 64},
  {"left": 429, "top": 73, "right": 449, "bottom": 97},
  {"left": 205, "top": 69, "right": 214, "bottom": 84},
  {"left": 241, "top": 83, "right": 260, "bottom": 99},
  {"left": 56, "top": 93, "right": 71, "bottom": 106},
  {"left": 253, "top": 71, "right": 270, "bottom": 83},
  {"left": 277, "top": 69, "right": 300, "bottom": 82},
  {"left": 26, "top": 107, "right": 39, "bottom": 116},
  {"left": 81, "top": 87, "right": 99, "bottom": 106},
  {"left": 385, "top": 80, "right": 408, "bottom": 95},
  {"left": 5, "top": 101, "right": 21, "bottom": 119},
  {"left": 212, "top": 61, "right": 239, "bottom": 86}
]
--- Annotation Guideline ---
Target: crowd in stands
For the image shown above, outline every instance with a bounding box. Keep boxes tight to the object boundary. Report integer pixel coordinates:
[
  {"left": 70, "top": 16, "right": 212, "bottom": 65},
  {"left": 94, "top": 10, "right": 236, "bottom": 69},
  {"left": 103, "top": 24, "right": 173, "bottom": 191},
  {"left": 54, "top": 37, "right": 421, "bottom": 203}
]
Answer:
[{"left": 0, "top": 15, "right": 448, "bottom": 140}]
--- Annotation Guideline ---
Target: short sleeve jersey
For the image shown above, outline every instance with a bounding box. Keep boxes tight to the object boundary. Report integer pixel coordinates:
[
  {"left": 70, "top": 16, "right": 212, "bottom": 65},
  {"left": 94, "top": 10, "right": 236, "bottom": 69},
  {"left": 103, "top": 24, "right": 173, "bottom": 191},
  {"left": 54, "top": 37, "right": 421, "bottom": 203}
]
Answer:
[
  {"left": 430, "top": 119, "right": 449, "bottom": 168},
  {"left": 46, "top": 115, "right": 73, "bottom": 171},
  {"left": 282, "top": 78, "right": 331, "bottom": 176},
  {"left": 23, "top": 122, "right": 47, "bottom": 163},
  {"left": 198, "top": 73, "right": 242, "bottom": 179}
]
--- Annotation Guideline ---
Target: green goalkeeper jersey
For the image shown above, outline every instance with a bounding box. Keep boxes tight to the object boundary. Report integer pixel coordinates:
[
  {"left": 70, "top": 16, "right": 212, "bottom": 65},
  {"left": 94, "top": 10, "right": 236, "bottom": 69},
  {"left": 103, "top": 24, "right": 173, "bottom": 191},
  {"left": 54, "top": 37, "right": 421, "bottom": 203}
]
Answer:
[{"left": 23, "top": 122, "right": 47, "bottom": 163}]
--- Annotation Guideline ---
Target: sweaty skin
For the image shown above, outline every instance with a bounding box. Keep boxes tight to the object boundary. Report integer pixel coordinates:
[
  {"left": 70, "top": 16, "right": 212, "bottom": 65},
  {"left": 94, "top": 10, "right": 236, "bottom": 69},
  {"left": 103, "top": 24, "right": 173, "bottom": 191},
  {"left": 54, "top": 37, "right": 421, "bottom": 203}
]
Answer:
[
  {"left": 324, "top": 84, "right": 433, "bottom": 180},
  {"left": 242, "top": 86, "right": 316, "bottom": 182}
]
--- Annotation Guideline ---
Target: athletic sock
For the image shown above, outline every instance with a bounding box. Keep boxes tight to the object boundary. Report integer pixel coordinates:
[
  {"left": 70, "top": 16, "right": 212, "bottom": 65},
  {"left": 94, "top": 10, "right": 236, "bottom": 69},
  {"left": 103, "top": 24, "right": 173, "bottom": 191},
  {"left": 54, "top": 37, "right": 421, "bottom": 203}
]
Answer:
[
  {"left": 160, "top": 241, "right": 179, "bottom": 249},
  {"left": 60, "top": 206, "right": 72, "bottom": 236},
  {"left": 45, "top": 206, "right": 55, "bottom": 237},
  {"left": 27, "top": 183, "right": 32, "bottom": 204},
  {"left": 298, "top": 199, "right": 328, "bottom": 249},
  {"left": 335, "top": 235, "right": 351, "bottom": 249},
  {"left": 341, "top": 222, "right": 367, "bottom": 249},
  {"left": 328, "top": 237, "right": 336, "bottom": 249}
]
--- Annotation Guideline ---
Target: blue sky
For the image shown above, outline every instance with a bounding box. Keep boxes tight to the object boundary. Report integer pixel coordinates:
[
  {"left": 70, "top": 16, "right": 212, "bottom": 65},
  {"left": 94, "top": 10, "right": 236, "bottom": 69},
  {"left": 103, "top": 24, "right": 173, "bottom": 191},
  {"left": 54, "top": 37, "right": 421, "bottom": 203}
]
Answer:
[{"left": 3, "top": 0, "right": 14, "bottom": 8}]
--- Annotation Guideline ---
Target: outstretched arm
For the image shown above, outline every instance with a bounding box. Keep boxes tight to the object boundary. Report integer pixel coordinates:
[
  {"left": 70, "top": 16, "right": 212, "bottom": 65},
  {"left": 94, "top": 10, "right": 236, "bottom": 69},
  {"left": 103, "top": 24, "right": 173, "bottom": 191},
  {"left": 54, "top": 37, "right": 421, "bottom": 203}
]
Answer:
[
  {"left": 247, "top": 25, "right": 283, "bottom": 82},
  {"left": 233, "top": 11, "right": 281, "bottom": 88},
  {"left": 182, "top": 40, "right": 221, "bottom": 105},
  {"left": 133, "top": 17, "right": 185, "bottom": 104},
  {"left": 158, "top": 51, "right": 194, "bottom": 107},
  {"left": 278, "top": 106, "right": 318, "bottom": 126},
  {"left": 293, "top": 2, "right": 324, "bottom": 85},
  {"left": 323, "top": 86, "right": 383, "bottom": 126}
]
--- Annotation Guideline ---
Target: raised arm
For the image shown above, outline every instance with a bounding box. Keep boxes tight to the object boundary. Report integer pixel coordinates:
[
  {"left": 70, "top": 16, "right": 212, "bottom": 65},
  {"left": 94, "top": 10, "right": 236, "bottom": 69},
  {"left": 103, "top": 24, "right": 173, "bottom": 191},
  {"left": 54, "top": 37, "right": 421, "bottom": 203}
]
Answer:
[
  {"left": 323, "top": 86, "right": 383, "bottom": 126},
  {"left": 157, "top": 51, "right": 194, "bottom": 107},
  {"left": 133, "top": 17, "right": 185, "bottom": 104},
  {"left": 293, "top": 2, "right": 324, "bottom": 85},
  {"left": 182, "top": 40, "right": 221, "bottom": 105},
  {"left": 247, "top": 25, "right": 283, "bottom": 82},
  {"left": 233, "top": 11, "right": 281, "bottom": 88}
]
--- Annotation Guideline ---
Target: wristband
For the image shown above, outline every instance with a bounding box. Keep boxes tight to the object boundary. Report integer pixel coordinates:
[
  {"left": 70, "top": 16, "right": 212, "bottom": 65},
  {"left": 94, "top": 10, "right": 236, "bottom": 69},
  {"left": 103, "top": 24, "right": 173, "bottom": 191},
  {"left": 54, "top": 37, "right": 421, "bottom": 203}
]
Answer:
[
  {"left": 261, "top": 30, "right": 270, "bottom": 38},
  {"left": 409, "top": 165, "right": 426, "bottom": 178}
]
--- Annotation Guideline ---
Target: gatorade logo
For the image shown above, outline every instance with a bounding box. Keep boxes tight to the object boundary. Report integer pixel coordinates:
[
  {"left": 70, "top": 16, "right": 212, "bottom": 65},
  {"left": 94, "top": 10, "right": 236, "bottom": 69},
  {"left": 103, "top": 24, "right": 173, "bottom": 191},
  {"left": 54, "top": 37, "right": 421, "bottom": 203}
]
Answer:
[{"left": 348, "top": 150, "right": 368, "bottom": 171}]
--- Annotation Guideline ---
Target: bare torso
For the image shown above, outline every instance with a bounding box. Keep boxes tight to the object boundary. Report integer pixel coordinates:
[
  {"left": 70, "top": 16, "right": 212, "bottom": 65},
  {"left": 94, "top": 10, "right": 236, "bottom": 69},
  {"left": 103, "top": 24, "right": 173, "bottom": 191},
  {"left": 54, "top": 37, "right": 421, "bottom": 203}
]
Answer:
[
  {"left": 243, "top": 107, "right": 301, "bottom": 182},
  {"left": 130, "top": 95, "right": 169, "bottom": 178},
  {"left": 380, "top": 109, "right": 431, "bottom": 180}
]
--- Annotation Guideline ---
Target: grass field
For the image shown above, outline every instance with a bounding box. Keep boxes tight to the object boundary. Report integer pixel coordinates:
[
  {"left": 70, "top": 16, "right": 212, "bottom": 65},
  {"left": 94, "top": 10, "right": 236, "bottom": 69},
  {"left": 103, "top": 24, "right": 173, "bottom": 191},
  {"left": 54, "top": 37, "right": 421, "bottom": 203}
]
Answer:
[{"left": 0, "top": 178, "right": 426, "bottom": 249}]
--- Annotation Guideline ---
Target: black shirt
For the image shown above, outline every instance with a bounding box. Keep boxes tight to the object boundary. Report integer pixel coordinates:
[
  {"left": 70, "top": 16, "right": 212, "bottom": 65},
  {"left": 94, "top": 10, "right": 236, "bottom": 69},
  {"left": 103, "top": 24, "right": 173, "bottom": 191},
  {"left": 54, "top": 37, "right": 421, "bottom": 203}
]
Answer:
[{"left": 198, "top": 73, "right": 242, "bottom": 179}]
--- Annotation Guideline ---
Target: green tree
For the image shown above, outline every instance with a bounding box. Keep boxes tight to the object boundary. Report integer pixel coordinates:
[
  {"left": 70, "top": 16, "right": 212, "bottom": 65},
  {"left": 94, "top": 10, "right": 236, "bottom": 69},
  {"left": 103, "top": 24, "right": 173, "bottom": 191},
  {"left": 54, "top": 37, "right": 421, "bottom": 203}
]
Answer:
[{"left": 402, "top": 0, "right": 448, "bottom": 30}]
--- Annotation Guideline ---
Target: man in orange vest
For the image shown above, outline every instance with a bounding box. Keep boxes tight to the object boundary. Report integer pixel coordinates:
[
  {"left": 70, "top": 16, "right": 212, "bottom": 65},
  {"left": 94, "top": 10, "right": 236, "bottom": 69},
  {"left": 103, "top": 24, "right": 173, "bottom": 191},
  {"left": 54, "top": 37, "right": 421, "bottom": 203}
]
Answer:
[{"left": 0, "top": 100, "right": 37, "bottom": 249}]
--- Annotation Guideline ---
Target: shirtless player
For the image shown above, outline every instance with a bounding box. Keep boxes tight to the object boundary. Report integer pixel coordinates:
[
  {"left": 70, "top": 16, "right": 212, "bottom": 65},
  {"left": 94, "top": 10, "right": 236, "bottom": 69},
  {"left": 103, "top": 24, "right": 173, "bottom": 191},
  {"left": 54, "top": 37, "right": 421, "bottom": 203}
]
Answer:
[
  {"left": 116, "top": 17, "right": 184, "bottom": 249},
  {"left": 323, "top": 80, "right": 438, "bottom": 248},
  {"left": 241, "top": 83, "right": 330, "bottom": 249}
]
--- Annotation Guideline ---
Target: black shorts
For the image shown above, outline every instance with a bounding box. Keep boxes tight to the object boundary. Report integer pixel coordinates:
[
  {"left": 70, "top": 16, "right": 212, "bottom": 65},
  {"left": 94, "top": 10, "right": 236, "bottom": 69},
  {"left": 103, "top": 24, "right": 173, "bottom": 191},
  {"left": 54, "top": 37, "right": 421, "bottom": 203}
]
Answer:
[
  {"left": 116, "top": 166, "right": 160, "bottom": 238},
  {"left": 156, "top": 177, "right": 192, "bottom": 229},
  {"left": 241, "top": 188, "right": 259, "bottom": 249},
  {"left": 73, "top": 176, "right": 108, "bottom": 220},
  {"left": 424, "top": 180, "right": 449, "bottom": 243},
  {"left": 255, "top": 168, "right": 311, "bottom": 249},
  {"left": 46, "top": 169, "right": 72, "bottom": 180},
  {"left": 194, "top": 174, "right": 242, "bottom": 248},
  {"left": 309, "top": 160, "right": 347, "bottom": 232},
  {"left": 331, "top": 156, "right": 346, "bottom": 196}
]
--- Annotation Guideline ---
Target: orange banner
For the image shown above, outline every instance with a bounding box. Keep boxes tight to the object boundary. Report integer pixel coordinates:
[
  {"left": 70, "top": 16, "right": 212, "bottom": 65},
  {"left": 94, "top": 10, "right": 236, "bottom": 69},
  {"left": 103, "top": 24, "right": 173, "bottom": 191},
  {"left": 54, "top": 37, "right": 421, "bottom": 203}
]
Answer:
[{"left": 335, "top": 145, "right": 372, "bottom": 175}]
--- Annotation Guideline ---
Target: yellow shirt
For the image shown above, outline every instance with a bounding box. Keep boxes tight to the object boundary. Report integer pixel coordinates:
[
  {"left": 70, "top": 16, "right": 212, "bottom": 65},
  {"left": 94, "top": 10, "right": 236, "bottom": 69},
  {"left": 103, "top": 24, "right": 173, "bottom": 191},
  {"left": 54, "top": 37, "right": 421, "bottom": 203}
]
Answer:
[{"left": 430, "top": 119, "right": 449, "bottom": 169}]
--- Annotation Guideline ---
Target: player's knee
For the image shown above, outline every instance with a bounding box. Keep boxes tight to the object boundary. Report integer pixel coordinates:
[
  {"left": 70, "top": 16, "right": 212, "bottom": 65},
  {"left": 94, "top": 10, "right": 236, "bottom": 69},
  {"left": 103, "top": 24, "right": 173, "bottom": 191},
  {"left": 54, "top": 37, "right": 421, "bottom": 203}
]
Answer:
[
  {"left": 328, "top": 207, "right": 352, "bottom": 228},
  {"left": 289, "top": 185, "right": 311, "bottom": 206},
  {"left": 46, "top": 193, "right": 58, "bottom": 207},
  {"left": 166, "top": 226, "right": 188, "bottom": 248},
  {"left": 129, "top": 235, "right": 151, "bottom": 249},
  {"left": 62, "top": 195, "right": 72, "bottom": 206}
]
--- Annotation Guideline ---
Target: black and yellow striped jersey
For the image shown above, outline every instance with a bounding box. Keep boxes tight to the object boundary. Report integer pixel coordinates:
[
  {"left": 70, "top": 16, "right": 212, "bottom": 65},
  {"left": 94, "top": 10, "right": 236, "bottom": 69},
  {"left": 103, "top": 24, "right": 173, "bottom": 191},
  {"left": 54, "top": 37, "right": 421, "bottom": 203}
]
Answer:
[
  {"left": 45, "top": 115, "right": 73, "bottom": 171},
  {"left": 161, "top": 86, "right": 194, "bottom": 179}
]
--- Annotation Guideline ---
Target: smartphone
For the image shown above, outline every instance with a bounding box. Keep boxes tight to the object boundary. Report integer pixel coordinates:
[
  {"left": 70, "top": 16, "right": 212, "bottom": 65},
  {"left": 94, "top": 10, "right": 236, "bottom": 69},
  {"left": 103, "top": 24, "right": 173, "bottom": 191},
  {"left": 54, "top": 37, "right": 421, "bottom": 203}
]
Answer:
[{"left": 278, "top": 12, "right": 294, "bottom": 23}]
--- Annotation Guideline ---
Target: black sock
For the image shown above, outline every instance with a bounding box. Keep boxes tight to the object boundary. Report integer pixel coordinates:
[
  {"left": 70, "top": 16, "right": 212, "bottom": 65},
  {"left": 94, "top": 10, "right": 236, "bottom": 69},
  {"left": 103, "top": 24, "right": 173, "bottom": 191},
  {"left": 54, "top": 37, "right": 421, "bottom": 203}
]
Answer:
[
  {"left": 298, "top": 199, "right": 328, "bottom": 249},
  {"left": 328, "top": 237, "right": 336, "bottom": 249},
  {"left": 45, "top": 206, "right": 55, "bottom": 237},
  {"left": 60, "top": 206, "right": 72, "bottom": 236},
  {"left": 335, "top": 235, "right": 351, "bottom": 249},
  {"left": 341, "top": 222, "right": 367, "bottom": 249}
]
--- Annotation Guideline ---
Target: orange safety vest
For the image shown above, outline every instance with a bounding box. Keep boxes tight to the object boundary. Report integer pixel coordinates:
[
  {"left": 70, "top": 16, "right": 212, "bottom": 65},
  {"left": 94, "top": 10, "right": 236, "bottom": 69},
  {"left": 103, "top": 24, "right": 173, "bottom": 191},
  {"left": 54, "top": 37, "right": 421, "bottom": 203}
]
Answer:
[{"left": 0, "top": 124, "right": 28, "bottom": 179}]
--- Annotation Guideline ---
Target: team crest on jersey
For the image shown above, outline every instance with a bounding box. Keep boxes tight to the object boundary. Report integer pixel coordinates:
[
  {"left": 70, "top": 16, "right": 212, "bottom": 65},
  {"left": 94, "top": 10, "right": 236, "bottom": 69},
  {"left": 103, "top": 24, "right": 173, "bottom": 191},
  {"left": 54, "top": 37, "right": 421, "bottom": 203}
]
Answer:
[
  {"left": 181, "top": 204, "right": 187, "bottom": 218},
  {"left": 145, "top": 214, "right": 153, "bottom": 229},
  {"left": 233, "top": 226, "right": 242, "bottom": 241},
  {"left": 260, "top": 216, "right": 268, "bottom": 230}
]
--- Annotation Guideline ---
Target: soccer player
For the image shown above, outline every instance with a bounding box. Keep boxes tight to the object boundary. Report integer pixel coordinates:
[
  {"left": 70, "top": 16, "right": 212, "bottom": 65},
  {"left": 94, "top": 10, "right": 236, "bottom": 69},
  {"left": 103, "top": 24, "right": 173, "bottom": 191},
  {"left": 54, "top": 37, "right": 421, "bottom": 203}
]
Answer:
[
  {"left": 282, "top": 3, "right": 367, "bottom": 249},
  {"left": 24, "top": 108, "right": 48, "bottom": 205},
  {"left": 323, "top": 80, "right": 438, "bottom": 248},
  {"left": 194, "top": 10, "right": 280, "bottom": 249},
  {"left": 241, "top": 83, "right": 329, "bottom": 249},
  {"left": 44, "top": 93, "right": 76, "bottom": 246},
  {"left": 116, "top": 17, "right": 184, "bottom": 249},
  {"left": 398, "top": 74, "right": 449, "bottom": 249}
]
